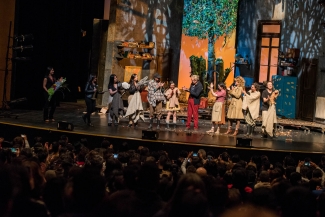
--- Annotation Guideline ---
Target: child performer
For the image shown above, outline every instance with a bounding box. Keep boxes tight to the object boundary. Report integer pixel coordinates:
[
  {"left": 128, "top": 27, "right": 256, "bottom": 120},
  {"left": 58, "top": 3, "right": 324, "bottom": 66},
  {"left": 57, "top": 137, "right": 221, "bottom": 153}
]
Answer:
[{"left": 164, "top": 81, "right": 181, "bottom": 130}]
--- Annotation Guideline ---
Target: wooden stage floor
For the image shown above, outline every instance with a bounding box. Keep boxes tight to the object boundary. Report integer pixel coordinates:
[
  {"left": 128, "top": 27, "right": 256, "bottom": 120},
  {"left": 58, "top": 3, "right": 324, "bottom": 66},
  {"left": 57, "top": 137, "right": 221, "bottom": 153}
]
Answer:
[{"left": 1, "top": 101, "right": 325, "bottom": 155}]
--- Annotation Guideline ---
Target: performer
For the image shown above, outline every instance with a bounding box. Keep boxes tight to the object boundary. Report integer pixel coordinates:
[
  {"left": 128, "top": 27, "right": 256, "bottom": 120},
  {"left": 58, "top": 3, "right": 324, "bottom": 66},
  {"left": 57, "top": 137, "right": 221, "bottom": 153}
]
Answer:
[
  {"left": 108, "top": 74, "right": 124, "bottom": 126},
  {"left": 147, "top": 72, "right": 165, "bottom": 130},
  {"left": 242, "top": 82, "right": 261, "bottom": 137},
  {"left": 262, "top": 86, "right": 279, "bottom": 138},
  {"left": 164, "top": 81, "right": 181, "bottom": 130},
  {"left": 43, "top": 67, "right": 59, "bottom": 122},
  {"left": 225, "top": 76, "right": 245, "bottom": 136},
  {"left": 82, "top": 74, "right": 97, "bottom": 127},
  {"left": 261, "top": 81, "right": 274, "bottom": 138},
  {"left": 125, "top": 74, "right": 146, "bottom": 128},
  {"left": 206, "top": 82, "right": 227, "bottom": 134},
  {"left": 182, "top": 74, "right": 203, "bottom": 131}
]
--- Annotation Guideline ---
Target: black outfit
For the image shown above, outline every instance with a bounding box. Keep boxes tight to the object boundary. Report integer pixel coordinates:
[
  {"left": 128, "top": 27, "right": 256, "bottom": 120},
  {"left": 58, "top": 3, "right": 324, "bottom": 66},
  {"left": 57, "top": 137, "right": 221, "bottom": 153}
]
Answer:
[
  {"left": 129, "top": 82, "right": 141, "bottom": 95},
  {"left": 43, "top": 75, "right": 56, "bottom": 120},
  {"left": 261, "top": 89, "right": 272, "bottom": 111},
  {"left": 83, "top": 82, "right": 97, "bottom": 124},
  {"left": 189, "top": 81, "right": 203, "bottom": 105},
  {"left": 108, "top": 84, "right": 124, "bottom": 125}
]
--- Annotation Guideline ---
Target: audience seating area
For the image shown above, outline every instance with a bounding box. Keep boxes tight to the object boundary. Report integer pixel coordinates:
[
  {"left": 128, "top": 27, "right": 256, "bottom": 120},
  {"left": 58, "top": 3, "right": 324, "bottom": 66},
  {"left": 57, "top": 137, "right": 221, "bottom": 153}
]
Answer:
[{"left": 0, "top": 131, "right": 325, "bottom": 217}]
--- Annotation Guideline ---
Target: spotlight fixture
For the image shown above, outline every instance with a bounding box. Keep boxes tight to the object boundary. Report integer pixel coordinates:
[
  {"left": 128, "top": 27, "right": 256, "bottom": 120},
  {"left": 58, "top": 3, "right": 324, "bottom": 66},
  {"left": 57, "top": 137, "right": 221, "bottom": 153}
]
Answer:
[
  {"left": 14, "top": 34, "right": 33, "bottom": 42},
  {"left": 12, "top": 45, "right": 33, "bottom": 52}
]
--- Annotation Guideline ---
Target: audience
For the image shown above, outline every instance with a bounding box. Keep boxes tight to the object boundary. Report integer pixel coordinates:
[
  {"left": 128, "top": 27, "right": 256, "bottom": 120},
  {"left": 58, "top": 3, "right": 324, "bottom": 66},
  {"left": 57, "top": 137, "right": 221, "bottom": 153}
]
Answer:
[{"left": 1, "top": 133, "right": 325, "bottom": 216}]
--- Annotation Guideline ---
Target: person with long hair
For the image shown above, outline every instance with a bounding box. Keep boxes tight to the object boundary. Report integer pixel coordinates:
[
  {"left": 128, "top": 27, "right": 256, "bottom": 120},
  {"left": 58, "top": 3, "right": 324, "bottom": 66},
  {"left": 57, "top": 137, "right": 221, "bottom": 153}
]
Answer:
[
  {"left": 42, "top": 66, "right": 60, "bottom": 122},
  {"left": 225, "top": 76, "right": 245, "bottom": 136},
  {"left": 125, "top": 73, "right": 144, "bottom": 128},
  {"left": 242, "top": 82, "right": 261, "bottom": 137},
  {"left": 155, "top": 173, "right": 209, "bottom": 217},
  {"left": 263, "top": 87, "right": 279, "bottom": 138},
  {"left": 261, "top": 81, "right": 279, "bottom": 138},
  {"left": 206, "top": 82, "right": 227, "bottom": 134},
  {"left": 108, "top": 74, "right": 124, "bottom": 126},
  {"left": 82, "top": 74, "right": 97, "bottom": 126},
  {"left": 164, "top": 81, "right": 181, "bottom": 130}
]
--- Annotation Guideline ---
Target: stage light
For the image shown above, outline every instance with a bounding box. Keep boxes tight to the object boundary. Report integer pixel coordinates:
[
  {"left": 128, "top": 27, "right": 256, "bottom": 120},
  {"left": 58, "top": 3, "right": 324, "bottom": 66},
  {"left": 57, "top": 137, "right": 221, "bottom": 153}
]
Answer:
[
  {"left": 8, "top": 97, "right": 27, "bottom": 105},
  {"left": 12, "top": 45, "right": 33, "bottom": 52},
  {"left": 14, "top": 34, "right": 33, "bottom": 41}
]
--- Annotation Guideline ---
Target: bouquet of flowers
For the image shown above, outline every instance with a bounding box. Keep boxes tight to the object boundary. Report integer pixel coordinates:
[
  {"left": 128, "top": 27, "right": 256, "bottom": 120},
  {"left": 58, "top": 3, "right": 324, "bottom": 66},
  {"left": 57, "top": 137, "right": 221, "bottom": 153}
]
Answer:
[{"left": 48, "top": 77, "right": 68, "bottom": 101}]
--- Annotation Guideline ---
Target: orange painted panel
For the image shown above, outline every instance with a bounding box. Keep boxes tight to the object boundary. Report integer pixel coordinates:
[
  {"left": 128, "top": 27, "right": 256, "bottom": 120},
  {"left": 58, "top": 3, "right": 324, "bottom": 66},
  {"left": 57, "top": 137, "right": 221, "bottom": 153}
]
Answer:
[
  {"left": 178, "top": 31, "right": 236, "bottom": 89},
  {"left": 263, "top": 25, "right": 280, "bottom": 33}
]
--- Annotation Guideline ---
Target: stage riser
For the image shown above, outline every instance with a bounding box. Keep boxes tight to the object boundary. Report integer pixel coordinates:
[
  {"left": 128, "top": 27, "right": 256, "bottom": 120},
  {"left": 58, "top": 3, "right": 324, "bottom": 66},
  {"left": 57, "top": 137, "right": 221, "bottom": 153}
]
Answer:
[{"left": 1, "top": 123, "right": 323, "bottom": 164}]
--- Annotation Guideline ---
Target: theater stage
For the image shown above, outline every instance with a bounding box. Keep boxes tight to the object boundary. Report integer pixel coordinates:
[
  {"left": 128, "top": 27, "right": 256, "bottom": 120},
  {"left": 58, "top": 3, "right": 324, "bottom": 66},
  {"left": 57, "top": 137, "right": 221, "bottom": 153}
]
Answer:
[{"left": 1, "top": 101, "right": 325, "bottom": 155}]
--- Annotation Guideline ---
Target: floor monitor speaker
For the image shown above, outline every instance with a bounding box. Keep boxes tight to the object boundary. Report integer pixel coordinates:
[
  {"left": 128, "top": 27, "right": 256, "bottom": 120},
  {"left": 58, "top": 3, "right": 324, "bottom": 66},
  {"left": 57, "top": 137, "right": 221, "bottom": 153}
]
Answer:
[
  {"left": 57, "top": 121, "right": 74, "bottom": 131},
  {"left": 142, "top": 130, "right": 159, "bottom": 140},
  {"left": 236, "top": 137, "right": 252, "bottom": 147}
]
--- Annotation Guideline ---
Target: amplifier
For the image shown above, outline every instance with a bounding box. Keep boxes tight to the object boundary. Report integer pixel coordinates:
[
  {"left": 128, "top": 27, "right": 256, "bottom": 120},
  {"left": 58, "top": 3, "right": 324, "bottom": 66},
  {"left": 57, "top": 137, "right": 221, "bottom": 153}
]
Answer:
[
  {"left": 142, "top": 130, "right": 159, "bottom": 140},
  {"left": 57, "top": 121, "right": 74, "bottom": 131},
  {"left": 236, "top": 137, "right": 252, "bottom": 147}
]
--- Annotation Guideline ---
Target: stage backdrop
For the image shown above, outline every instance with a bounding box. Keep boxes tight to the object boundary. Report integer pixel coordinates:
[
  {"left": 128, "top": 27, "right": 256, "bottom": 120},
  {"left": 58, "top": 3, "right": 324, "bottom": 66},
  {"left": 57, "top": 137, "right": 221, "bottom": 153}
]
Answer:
[
  {"left": 177, "top": 0, "right": 238, "bottom": 90},
  {"left": 178, "top": 33, "right": 236, "bottom": 89}
]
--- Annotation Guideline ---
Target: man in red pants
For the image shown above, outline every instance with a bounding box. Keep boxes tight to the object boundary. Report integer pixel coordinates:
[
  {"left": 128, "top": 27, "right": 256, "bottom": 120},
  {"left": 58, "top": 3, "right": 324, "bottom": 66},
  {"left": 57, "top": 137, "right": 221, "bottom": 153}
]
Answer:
[{"left": 182, "top": 75, "right": 203, "bottom": 131}]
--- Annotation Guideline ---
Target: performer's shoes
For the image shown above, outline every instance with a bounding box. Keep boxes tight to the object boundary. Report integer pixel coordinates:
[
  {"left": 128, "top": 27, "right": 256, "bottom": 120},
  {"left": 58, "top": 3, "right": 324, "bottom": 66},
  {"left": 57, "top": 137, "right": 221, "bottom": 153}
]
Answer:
[
  {"left": 88, "top": 123, "right": 94, "bottom": 127},
  {"left": 82, "top": 115, "right": 87, "bottom": 123},
  {"left": 156, "top": 120, "right": 160, "bottom": 130},
  {"left": 184, "top": 127, "right": 190, "bottom": 132},
  {"left": 127, "top": 124, "right": 133, "bottom": 128},
  {"left": 148, "top": 118, "right": 153, "bottom": 130},
  {"left": 224, "top": 128, "right": 232, "bottom": 135},
  {"left": 44, "top": 119, "right": 50, "bottom": 122},
  {"left": 215, "top": 128, "right": 220, "bottom": 134},
  {"left": 232, "top": 129, "right": 239, "bottom": 136},
  {"left": 50, "top": 119, "right": 55, "bottom": 122},
  {"left": 206, "top": 128, "right": 214, "bottom": 133}
]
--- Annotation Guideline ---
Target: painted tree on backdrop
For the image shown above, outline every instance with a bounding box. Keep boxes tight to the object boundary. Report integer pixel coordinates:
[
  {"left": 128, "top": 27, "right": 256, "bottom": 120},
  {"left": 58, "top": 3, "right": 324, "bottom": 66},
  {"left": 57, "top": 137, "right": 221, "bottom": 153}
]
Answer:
[{"left": 182, "top": 0, "right": 239, "bottom": 83}]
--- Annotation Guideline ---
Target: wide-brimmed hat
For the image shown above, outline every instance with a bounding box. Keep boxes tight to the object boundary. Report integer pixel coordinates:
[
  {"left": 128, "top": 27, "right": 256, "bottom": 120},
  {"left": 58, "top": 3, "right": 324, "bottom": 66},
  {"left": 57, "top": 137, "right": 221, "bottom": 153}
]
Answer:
[{"left": 153, "top": 72, "right": 161, "bottom": 78}]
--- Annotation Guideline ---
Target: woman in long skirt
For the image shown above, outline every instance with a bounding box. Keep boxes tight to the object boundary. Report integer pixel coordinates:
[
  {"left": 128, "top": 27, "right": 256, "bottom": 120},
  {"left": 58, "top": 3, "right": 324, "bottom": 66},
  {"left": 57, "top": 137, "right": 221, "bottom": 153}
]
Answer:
[
  {"left": 225, "top": 76, "right": 245, "bottom": 136},
  {"left": 125, "top": 73, "right": 144, "bottom": 128},
  {"left": 206, "top": 82, "right": 227, "bottom": 134},
  {"left": 108, "top": 74, "right": 124, "bottom": 126},
  {"left": 242, "top": 82, "right": 260, "bottom": 137},
  {"left": 263, "top": 90, "right": 279, "bottom": 137}
]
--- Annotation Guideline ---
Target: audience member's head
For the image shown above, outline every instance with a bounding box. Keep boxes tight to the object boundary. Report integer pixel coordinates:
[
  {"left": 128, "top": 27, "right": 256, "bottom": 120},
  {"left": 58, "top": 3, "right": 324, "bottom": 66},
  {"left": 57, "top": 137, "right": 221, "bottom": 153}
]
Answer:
[
  {"left": 196, "top": 167, "right": 207, "bottom": 177},
  {"left": 259, "top": 171, "right": 270, "bottom": 182},
  {"left": 101, "top": 139, "right": 111, "bottom": 149},
  {"left": 282, "top": 187, "right": 317, "bottom": 217}
]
